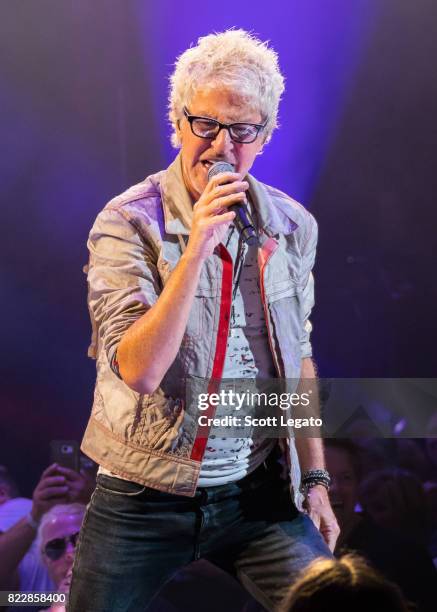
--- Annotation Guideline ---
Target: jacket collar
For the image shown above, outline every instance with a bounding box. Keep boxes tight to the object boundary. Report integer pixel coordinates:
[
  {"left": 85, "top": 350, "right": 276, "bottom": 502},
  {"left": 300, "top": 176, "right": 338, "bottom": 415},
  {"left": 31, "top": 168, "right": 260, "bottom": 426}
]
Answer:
[
  {"left": 246, "top": 174, "right": 299, "bottom": 236},
  {"left": 159, "top": 154, "right": 194, "bottom": 236},
  {"left": 159, "top": 153, "right": 299, "bottom": 237}
]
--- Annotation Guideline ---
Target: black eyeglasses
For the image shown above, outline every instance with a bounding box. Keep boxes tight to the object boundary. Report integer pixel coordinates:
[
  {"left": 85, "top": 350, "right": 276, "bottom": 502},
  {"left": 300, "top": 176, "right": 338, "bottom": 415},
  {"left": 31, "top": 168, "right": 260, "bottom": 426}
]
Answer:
[
  {"left": 183, "top": 107, "right": 266, "bottom": 144},
  {"left": 44, "top": 532, "right": 79, "bottom": 561}
]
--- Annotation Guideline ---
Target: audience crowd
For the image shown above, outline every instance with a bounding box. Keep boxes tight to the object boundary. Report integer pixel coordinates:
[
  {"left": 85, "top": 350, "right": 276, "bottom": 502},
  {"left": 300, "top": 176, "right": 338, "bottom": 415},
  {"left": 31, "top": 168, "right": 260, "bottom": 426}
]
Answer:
[{"left": 0, "top": 431, "right": 436, "bottom": 611}]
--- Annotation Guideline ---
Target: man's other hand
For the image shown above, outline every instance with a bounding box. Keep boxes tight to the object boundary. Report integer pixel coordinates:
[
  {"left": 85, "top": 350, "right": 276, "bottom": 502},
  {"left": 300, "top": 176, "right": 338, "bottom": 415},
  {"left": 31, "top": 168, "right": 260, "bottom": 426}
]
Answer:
[{"left": 303, "top": 484, "right": 340, "bottom": 552}]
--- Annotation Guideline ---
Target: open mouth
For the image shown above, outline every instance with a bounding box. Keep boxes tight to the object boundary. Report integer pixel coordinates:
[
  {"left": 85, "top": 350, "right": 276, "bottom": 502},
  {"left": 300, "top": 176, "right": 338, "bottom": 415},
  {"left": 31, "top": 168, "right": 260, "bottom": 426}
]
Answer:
[
  {"left": 200, "top": 160, "right": 235, "bottom": 169},
  {"left": 201, "top": 160, "right": 214, "bottom": 170}
]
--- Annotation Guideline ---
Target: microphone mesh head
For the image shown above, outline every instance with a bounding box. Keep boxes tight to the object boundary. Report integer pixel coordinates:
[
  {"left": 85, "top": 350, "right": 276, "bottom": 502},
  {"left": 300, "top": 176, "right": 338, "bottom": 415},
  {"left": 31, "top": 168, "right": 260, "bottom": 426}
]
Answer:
[{"left": 207, "top": 161, "right": 235, "bottom": 181}]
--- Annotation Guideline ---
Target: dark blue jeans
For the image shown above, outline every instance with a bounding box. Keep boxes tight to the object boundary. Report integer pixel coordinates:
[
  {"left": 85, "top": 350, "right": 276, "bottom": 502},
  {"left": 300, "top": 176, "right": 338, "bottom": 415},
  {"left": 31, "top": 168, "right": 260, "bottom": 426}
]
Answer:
[{"left": 68, "top": 459, "right": 331, "bottom": 612}]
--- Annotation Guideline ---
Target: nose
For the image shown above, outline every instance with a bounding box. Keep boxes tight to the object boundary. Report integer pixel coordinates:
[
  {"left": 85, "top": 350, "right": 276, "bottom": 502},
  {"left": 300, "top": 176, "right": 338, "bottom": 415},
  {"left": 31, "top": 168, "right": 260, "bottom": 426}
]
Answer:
[
  {"left": 64, "top": 541, "right": 76, "bottom": 559},
  {"left": 211, "top": 127, "right": 234, "bottom": 156}
]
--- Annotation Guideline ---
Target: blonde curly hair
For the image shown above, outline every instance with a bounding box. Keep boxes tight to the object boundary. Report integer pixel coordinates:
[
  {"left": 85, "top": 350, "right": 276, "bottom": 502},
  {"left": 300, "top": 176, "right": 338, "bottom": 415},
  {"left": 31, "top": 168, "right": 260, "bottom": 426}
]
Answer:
[{"left": 168, "top": 29, "right": 285, "bottom": 148}]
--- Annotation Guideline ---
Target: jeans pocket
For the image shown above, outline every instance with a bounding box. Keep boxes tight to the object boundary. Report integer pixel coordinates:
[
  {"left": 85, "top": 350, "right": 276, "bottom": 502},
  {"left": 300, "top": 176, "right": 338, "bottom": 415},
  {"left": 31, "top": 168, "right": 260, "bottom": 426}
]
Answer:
[{"left": 96, "top": 474, "right": 146, "bottom": 496}]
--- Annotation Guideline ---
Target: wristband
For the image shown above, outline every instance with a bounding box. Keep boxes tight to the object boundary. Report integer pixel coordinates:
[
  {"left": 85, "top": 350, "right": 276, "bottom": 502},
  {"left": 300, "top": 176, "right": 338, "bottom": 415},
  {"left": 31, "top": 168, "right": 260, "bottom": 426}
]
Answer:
[
  {"left": 299, "top": 479, "right": 330, "bottom": 495},
  {"left": 299, "top": 468, "right": 331, "bottom": 495}
]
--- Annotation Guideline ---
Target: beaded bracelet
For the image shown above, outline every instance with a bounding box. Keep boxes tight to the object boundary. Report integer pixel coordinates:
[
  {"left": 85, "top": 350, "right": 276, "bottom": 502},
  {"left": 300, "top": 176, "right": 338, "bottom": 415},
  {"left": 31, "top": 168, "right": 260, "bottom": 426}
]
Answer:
[{"left": 299, "top": 468, "right": 331, "bottom": 495}]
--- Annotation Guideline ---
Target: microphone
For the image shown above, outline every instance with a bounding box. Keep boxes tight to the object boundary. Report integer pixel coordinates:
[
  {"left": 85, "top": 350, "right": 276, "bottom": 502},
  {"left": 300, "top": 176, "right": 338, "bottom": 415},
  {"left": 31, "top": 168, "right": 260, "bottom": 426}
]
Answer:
[{"left": 207, "top": 161, "right": 258, "bottom": 246}]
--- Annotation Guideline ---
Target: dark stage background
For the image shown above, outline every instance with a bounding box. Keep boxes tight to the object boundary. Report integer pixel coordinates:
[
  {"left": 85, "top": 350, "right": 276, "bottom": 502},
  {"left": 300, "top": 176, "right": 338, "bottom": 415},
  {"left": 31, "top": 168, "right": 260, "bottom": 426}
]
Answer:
[{"left": 1, "top": 0, "right": 436, "bottom": 494}]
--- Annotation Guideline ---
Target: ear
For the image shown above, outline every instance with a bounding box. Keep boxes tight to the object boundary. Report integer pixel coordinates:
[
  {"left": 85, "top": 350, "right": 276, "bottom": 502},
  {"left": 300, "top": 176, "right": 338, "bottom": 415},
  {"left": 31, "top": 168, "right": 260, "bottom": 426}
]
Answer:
[
  {"left": 176, "top": 118, "right": 183, "bottom": 143},
  {"left": 256, "top": 137, "right": 266, "bottom": 156}
]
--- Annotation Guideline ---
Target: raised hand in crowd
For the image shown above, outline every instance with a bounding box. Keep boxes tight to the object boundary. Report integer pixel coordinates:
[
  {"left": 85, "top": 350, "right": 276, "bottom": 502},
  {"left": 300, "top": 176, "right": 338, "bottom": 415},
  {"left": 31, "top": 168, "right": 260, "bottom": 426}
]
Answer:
[{"left": 0, "top": 461, "right": 95, "bottom": 594}]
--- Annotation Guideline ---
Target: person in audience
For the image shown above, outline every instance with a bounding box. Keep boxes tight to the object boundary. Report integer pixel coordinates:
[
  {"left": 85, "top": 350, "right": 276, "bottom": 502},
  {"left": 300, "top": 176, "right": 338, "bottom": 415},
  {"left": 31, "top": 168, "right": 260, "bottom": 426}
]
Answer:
[
  {"left": 325, "top": 439, "right": 437, "bottom": 611},
  {"left": 0, "top": 461, "right": 94, "bottom": 602},
  {"left": 424, "top": 413, "right": 437, "bottom": 564},
  {"left": 425, "top": 413, "right": 437, "bottom": 477},
  {"left": 37, "top": 503, "right": 85, "bottom": 611},
  {"left": 395, "top": 439, "right": 429, "bottom": 480},
  {"left": 281, "top": 553, "right": 410, "bottom": 612},
  {"left": 323, "top": 440, "right": 362, "bottom": 545},
  {"left": 359, "top": 467, "right": 430, "bottom": 547},
  {"left": 0, "top": 465, "right": 55, "bottom": 599}
]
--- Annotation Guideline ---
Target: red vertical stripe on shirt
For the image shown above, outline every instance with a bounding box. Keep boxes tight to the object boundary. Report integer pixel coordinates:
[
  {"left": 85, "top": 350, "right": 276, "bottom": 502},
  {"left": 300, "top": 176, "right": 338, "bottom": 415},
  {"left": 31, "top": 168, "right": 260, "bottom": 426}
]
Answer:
[{"left": 190, "top": 244, "right": 233, "bottom": 462}]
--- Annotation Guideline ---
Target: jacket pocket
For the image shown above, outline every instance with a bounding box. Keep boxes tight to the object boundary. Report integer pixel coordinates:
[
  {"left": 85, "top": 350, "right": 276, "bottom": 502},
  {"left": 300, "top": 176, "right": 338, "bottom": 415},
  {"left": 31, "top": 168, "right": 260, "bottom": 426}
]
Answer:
[
  {"left": 265, "top": 278, "right": 298, "bottom": 302},
  {"left": 134, "top": 394, "right": 196, "bottom": 457},
  {"left": 96, "top": 474, "right": 146, "bottom": 496},
  {"left": 265, "top": 280, "right": 302, "bottom": 377},
  {"left": 182, "top": 294, "right": 204, "bottom": 342}
]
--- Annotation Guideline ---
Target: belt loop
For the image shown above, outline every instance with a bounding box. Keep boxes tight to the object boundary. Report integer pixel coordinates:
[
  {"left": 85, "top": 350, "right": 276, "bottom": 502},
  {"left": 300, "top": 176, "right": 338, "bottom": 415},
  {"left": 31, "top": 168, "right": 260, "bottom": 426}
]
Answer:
[{"left": 198, "top": 488, "right": 208, "bottom": 505}]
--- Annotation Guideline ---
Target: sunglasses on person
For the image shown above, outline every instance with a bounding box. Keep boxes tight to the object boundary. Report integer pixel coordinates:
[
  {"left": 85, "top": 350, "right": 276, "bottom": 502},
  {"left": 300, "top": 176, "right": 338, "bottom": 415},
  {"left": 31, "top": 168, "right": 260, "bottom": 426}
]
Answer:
[{"left": 43, "top": 532, "right": 80, "bottom": 561}]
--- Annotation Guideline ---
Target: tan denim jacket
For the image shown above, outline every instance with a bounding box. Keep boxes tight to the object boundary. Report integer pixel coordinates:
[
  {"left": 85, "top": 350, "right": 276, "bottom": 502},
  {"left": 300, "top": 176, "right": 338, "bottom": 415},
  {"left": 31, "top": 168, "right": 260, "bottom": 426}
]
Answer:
[{"left": 81, "top": 154, "right": 318, "bottom": 508}]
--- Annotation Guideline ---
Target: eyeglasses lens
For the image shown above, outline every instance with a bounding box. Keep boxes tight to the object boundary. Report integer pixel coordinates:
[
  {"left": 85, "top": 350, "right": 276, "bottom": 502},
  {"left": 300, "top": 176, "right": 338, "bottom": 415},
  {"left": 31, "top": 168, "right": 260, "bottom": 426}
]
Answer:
[
  {"left": 230, "top": 124, "right": 258, "bottom": 142},
  {"left": 192, "top": 119, "right": 258, "bottom": 143},
  {"left": 44, "top": 532, "right": 79, "bottom": 561}
]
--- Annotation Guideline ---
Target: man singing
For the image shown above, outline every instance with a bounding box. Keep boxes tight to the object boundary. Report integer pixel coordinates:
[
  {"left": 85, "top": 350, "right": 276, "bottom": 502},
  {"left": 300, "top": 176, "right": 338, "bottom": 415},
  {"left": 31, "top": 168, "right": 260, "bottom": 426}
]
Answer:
[{"left": 69, "top": 29, "right": 339, "bottom": 612}]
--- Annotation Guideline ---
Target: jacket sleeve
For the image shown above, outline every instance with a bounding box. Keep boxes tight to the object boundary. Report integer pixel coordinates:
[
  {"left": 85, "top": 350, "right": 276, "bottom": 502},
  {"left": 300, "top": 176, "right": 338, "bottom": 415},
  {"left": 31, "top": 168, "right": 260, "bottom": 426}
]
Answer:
[
  {"left": 86, "top": 207, "right": 161, "bottom": 376},
  {"left": 299, "top": 214, "right": 318, "bottom": 359}
]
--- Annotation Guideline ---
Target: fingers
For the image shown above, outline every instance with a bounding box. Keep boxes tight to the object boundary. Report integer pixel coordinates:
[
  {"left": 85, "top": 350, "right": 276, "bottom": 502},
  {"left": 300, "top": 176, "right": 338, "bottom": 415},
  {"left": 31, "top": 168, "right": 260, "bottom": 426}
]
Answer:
[
  {"left": 32, "top": 467, "right": 72, "bottom": 520},
  {"left": 325, "top": 532, "right": 338, "bottom": 553},
  {"left": 35, "top": 472, "right": 69, "bottom": 500},
  {"left": 320, "top": 522, "right": 340, "bottom": 552},
  {"left": 38, "top": 486, "right": 69, "bottom": 500},
  {"left": 309, "top": 513, "right": 337, "bottom": 551},
  {"left": 36, "top": 476, "right": 69, "bottom": 500},
  {"left": 195, "top": 211, "right": 236, "bottom": 231},
  {"left": 207, "top": 180, "right": 249, "bottom": 203},
  {"left": 56, "top": 466, "right": 81, "bottom": 481},
  {"left": 38, "top": 475, "right": 68, "bottom": 489},
  {"left": 308, "top": 511, "right": 321, "bottom": 530},
  {"left": 201, "top": 192, "right": 247, "bottom": 217},
  {"left": 208, "top": 211, "right": 236, "bottom": 225},
  {"left": 208, "top": 174, "right": 249, "bottom": 193},
  {"left": 187, "top": 171, "right": 244, "bottom": 259},
  {"left": 194, "top": 178, "right": 249, "bottom": 212},
  {"left": 39, "top": 463, "right": 62, "bottom": 479},
  {"left": 205, "top": 171, "right": 241, "bottom": 192}
]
